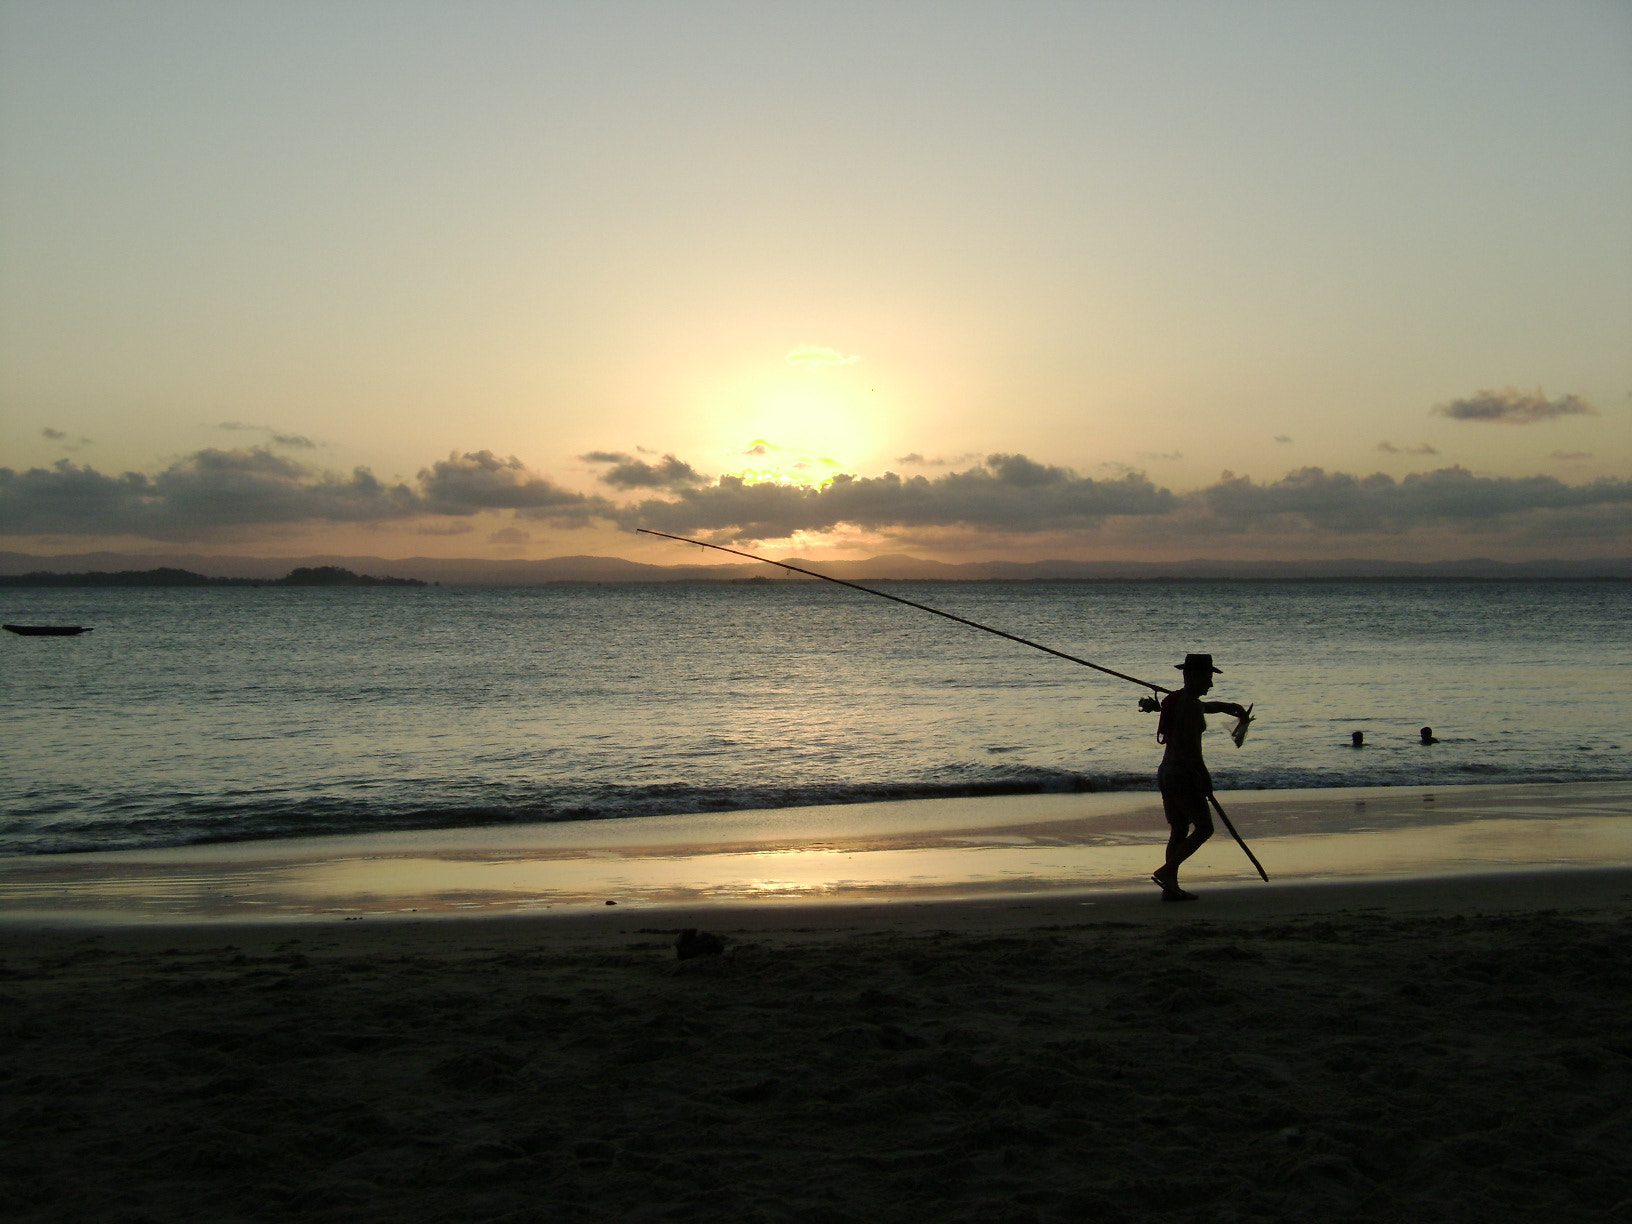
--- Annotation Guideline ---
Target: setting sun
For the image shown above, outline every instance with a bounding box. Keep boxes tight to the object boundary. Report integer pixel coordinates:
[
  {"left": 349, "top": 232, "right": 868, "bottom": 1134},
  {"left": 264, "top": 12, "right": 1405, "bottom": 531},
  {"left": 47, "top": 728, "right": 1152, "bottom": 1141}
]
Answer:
[{"left": 701, "top": 358, "right": 880, "bottom": 486}]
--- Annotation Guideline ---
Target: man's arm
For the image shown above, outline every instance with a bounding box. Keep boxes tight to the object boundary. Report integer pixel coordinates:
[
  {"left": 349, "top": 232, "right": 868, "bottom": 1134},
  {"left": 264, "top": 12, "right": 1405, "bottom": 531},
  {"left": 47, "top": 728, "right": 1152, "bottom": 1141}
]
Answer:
[{"left": 1201, "top": 701, "right": 1249, "bottom": 720}]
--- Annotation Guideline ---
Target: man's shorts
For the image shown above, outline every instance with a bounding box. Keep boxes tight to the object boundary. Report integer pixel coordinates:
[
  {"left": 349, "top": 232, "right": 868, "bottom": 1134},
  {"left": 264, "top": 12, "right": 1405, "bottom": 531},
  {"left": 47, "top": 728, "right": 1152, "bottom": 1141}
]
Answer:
[{"left": 1157, "top": 761, "right": 1213, "bottom": 830}]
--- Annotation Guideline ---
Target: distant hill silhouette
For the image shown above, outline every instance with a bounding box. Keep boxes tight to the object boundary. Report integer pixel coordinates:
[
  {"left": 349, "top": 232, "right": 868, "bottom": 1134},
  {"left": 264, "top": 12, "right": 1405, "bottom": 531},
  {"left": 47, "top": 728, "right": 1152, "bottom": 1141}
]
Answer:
[
  {"left": 0, "top": 565, "right": 425, "bottom": 588},
  {"left": 0, "top": 567, "right": 255, "bottom": 588}
]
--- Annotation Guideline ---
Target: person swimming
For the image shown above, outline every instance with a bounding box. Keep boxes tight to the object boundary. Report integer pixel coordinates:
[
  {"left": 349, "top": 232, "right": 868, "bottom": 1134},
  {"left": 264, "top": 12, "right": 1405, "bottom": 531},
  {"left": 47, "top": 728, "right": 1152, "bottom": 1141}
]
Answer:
[
  {"left": 1420, "top": 726, "right": 1439, "bottom": 745},
  {"left": 1351, "top": 730, "right": 1365, "bottom": 747}
]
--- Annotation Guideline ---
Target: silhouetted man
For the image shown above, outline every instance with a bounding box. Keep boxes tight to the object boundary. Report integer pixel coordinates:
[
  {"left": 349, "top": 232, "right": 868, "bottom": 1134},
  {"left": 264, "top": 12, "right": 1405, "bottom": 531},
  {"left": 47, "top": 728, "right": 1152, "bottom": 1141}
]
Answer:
[{"left": 1152, "top": 654, "right": 1250, "bottom": 901}]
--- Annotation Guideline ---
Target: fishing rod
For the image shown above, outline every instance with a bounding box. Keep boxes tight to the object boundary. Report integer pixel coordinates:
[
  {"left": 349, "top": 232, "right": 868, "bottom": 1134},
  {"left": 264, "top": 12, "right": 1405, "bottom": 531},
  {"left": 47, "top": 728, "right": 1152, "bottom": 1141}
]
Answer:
[
  {"left": 639, "top": 526, "right": 1268, "bottom": 882},
  {"left": 636, "top": 527, "right": 1170, "bottom": 695}
]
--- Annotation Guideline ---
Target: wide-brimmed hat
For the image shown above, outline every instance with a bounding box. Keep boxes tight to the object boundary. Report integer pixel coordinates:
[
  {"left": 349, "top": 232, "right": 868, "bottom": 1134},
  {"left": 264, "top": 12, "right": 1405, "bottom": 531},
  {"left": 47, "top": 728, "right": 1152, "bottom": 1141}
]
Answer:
[{"left": 1176, "top": 653, "right": 1222, "bottom": 674}]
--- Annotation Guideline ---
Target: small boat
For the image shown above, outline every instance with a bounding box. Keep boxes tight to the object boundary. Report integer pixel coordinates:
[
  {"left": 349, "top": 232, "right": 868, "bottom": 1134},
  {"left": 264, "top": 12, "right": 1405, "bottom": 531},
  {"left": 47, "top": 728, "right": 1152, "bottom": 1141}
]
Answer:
[{"left": 3, "top": 624, "right": 94, "bottom": 636}]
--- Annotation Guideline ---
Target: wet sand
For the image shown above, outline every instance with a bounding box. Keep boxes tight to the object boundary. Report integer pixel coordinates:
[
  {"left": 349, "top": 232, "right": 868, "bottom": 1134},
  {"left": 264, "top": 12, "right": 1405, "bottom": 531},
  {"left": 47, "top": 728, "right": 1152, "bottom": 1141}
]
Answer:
[
  {"left": 4, "top": 781, "right": 1630, "bottom": 922},
  {"left": 4, "top": 863, "right": 1631, "bottom": 1223}
]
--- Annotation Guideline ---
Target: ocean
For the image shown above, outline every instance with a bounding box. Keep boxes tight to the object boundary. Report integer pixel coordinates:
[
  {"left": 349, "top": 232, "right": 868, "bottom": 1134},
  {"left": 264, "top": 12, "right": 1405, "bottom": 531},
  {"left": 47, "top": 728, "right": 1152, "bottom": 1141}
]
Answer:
[{"left": 2, "top": 580, "right": 1628, "bottom": 855}]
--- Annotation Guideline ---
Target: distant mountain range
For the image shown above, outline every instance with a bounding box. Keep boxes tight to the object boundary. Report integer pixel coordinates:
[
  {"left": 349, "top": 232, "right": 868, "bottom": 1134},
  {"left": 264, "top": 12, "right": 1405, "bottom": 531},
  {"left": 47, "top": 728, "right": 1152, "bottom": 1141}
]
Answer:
[
  {"left": 0, "top": 565, "right": 426, "bottom": 588},
  {"left": 2, "top": 549, "right": 1628, "bottom": 583}
]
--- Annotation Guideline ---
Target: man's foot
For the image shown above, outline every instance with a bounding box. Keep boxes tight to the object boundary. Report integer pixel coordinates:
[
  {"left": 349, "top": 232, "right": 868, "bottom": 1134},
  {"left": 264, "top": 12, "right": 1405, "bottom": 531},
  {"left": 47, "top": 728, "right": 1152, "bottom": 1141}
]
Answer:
[{"left": 1152, "top": 867, "right": 1196, "bottom": 901}]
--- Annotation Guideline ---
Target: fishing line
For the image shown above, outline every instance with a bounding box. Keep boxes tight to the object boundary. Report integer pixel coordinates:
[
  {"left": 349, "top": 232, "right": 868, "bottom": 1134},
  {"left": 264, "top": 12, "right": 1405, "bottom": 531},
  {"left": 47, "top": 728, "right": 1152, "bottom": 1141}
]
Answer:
[{"left": 637, "top": 528, "right": 1170, "bottom": 695}]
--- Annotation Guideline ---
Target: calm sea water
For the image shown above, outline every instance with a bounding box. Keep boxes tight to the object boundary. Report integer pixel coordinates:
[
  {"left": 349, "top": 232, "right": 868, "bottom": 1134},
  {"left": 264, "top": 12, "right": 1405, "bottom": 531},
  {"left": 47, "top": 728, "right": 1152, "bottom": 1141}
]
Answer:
[{"left": 2, "top": 581, "right": 1628, "bottom": 854}]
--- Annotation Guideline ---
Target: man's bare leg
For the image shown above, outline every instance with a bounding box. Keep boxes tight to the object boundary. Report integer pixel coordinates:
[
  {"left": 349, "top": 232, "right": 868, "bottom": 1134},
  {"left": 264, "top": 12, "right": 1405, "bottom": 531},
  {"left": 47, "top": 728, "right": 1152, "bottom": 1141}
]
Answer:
[{"left": 1154, "top": 813, "right": 1213, "bottom": 900}]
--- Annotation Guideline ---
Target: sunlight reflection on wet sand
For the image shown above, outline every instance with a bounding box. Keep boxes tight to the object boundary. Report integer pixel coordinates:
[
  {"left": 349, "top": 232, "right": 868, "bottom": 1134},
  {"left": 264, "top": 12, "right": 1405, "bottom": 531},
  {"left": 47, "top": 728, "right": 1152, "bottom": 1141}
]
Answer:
[{"left": 1, "top": 782, "right": 1627, "bottom": 922}]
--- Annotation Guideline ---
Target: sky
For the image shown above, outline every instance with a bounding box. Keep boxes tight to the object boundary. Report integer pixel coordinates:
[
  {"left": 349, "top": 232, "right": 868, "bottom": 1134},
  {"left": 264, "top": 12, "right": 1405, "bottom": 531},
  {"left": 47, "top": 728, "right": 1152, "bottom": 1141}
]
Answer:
[{"left": 2, "top": 0, "right": 1629, "bottom": 565}]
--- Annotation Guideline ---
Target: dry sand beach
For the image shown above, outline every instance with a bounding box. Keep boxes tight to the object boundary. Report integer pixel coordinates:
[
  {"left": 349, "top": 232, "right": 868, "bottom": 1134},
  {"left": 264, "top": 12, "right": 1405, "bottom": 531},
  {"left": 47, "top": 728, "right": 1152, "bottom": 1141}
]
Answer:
[{"left": 4, "top": 786, "right": 1631, "bottom": 1223}]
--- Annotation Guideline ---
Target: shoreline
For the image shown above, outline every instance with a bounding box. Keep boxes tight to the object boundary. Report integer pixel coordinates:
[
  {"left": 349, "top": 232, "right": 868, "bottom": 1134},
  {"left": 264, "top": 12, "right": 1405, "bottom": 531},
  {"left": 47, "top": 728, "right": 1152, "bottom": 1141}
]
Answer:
[
  {"left": 4, "top": 863, "right": 1629, "bottom": 943},
  {"left": 2, "top": 780, "right": 1629, "bottom": 927}
]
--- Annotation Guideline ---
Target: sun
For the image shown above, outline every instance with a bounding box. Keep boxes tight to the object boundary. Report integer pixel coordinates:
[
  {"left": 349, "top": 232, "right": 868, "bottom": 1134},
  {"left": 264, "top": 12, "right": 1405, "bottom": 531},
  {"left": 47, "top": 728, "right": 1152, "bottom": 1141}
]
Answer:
[
  {"left": 724, "top": 389, "right": 865, "bottom": 481},
  {"left": 677, "top": 345, "right": 884, "bottom": 485}
]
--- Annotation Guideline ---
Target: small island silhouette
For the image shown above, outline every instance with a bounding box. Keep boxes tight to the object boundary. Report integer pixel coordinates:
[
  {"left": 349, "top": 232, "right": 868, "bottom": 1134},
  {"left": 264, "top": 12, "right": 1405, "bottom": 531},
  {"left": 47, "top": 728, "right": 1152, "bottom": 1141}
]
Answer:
[
  {"left": 272, "top": 566, "right": 426, "bottom": 587},
  {"left": 0, "top": 566, "right": 426, "bottom": 588}
]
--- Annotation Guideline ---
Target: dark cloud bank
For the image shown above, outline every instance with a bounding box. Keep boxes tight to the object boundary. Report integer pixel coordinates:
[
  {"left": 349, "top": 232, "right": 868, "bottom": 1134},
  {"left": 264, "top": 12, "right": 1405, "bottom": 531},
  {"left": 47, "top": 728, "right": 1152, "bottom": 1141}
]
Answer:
[
  {"left": 0, "top": 449, "right": 611, "bottom": 539},
  {"left": 3, "top": 447, "right": 1629, "bottom": 548},
  {"left": 622, "top": 455, "right": 1177, "bottom": 537}
]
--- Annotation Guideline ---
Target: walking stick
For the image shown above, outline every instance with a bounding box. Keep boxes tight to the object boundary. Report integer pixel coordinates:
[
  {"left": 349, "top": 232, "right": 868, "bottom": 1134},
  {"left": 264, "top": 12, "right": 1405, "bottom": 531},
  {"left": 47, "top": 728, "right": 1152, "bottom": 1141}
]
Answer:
[{"left": 1208, "top": 792, "right": 1269, "bottom": 881}]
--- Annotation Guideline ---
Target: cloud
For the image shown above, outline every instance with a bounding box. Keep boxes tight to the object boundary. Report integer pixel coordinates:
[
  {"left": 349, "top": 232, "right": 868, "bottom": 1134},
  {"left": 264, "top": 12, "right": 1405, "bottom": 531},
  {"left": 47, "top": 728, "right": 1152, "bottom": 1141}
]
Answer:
[
  {"left": 7, "top": 443, "right": 1628, "bottom": 553},
  {"left": 1138, "top": 451, "right": 1183, "bottom": 462},
  {"left": 1, "top": 447, "right": 613, "bottom": 538},
  {"left": 623, "top": 454, "right": 1177, "bottom": 540},
  {"left": 586, "top": 452, "right": 706, "bottom": 491},
  {"left": 616, "top": 452, "right": 1632, "bottom": 546},
  {"left": 41, "top": 426, "right": 93, "bottom": 450},
  {"left": 1432, "top": 387, "right": 1597, "bottom": 424},
  {"left": 218, "top": 421, "right": 319, "bottom": 449},
  {"left": 417, "top": 451, "right": 611, "bottom": 523},
  {"left": 895, "top": 452, "right": 982, "bottom": 468},
  {"left": 579, "top": 450, "right": 632, "bottom": 464},
  {"left": 0, "top": 448, "right": 419, "bottom": 538},
  {"left": 1376, "top": 441, "right": 1439, "bottom": 455},
  {"left": 785, "top": 345, "right": 860, "bottom": 367},
  {"left": 1188, "top": 466, "right": 1632, "bottom": 535}
]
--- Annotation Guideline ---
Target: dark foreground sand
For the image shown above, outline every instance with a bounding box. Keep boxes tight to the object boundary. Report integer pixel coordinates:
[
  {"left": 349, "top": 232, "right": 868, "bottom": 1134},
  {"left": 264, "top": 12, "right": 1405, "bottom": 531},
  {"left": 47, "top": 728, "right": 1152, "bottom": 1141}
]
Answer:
[{"left": 4, "top": 871, "right": 1631, "bottom": 1224}]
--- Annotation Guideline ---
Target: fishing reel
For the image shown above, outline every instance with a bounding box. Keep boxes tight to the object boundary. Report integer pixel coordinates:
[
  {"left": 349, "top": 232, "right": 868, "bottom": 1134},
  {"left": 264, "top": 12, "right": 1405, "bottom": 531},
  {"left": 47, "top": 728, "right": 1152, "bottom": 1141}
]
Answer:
[{"left": 1137, "top": 694, "right": 1161, "bottom": 713}]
